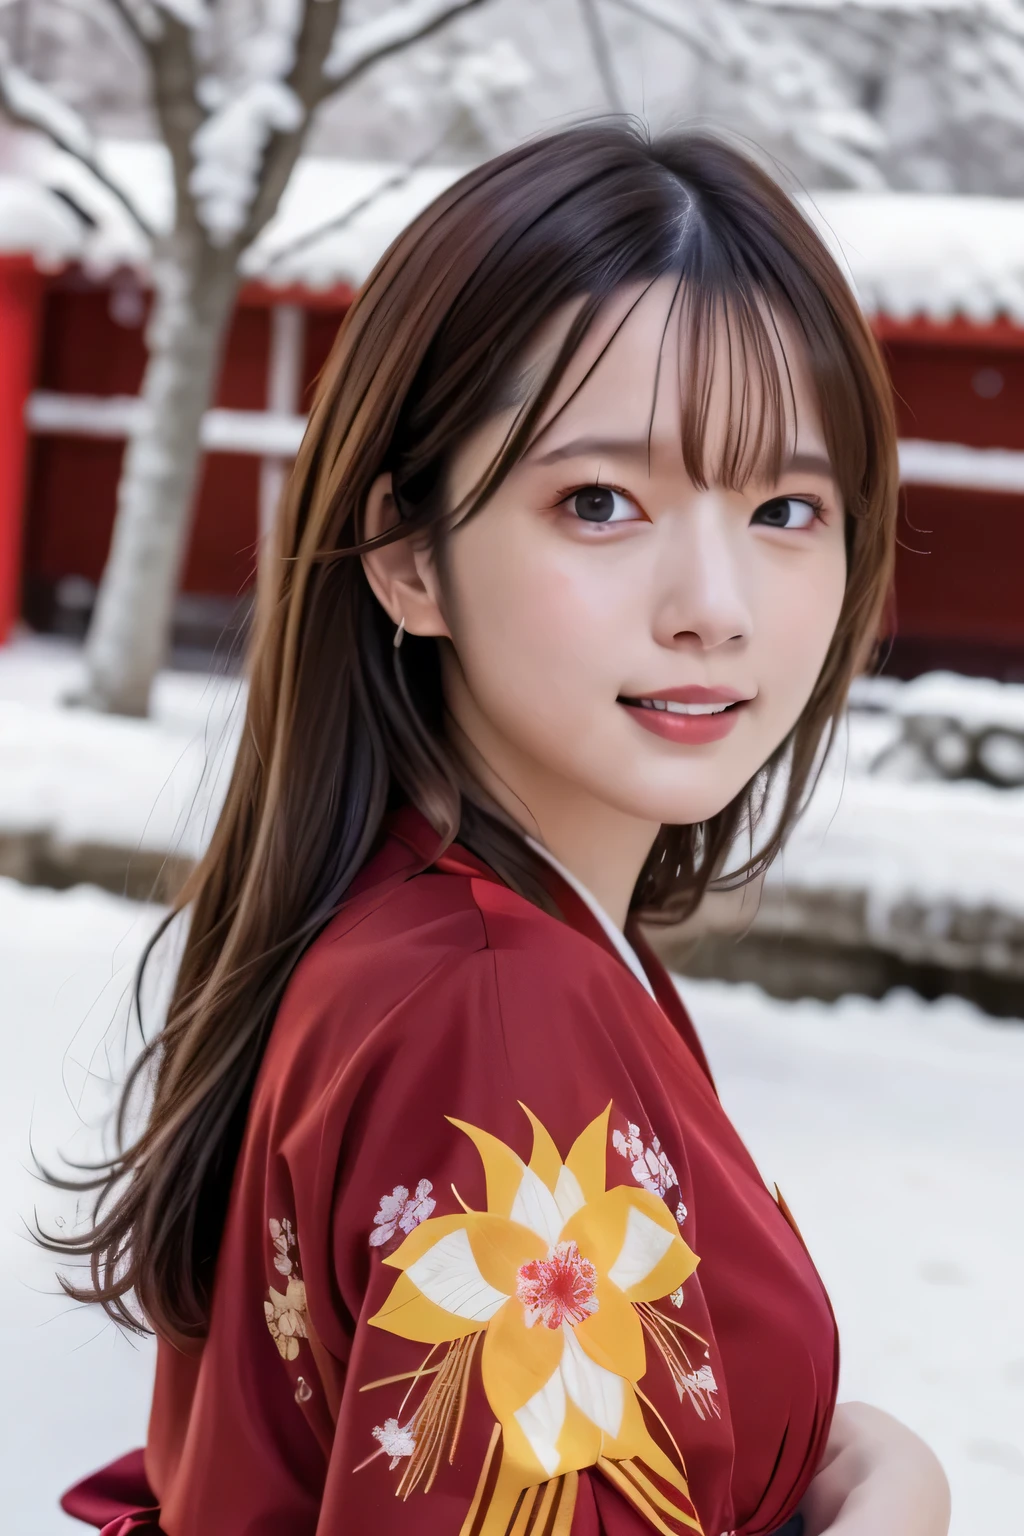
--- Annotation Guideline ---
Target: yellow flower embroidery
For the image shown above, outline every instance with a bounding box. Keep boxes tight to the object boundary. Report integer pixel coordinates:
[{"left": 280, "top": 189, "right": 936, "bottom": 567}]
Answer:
[{"left": 369, "top": 1103, "right": 705, "bottom": 1535}]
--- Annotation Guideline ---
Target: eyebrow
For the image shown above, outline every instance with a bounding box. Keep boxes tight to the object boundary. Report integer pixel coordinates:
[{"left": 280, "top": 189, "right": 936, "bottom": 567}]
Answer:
[
  {"left": 528, "top": 435, "right": 652, "bottom": 467},
  {"left": 527, "top": 435, "right": 835, "bottom": 481}
]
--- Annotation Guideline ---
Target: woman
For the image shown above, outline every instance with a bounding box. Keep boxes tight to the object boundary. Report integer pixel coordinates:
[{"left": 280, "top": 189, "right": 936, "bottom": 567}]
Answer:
[{"left": 58, "top": 123, "right": 951, "bottom": 1536}]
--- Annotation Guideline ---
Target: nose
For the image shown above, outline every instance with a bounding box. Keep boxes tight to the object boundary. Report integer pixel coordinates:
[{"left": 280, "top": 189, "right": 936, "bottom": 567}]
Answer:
[{"left": 653, "top": 498, "right": 753, "bottom": 651}]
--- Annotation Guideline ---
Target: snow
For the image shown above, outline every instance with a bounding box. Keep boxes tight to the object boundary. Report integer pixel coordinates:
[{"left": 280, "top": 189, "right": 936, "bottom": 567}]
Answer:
[
  {"left": 9, "top": 131, "right": 1024, "bottom": 324},
  {"left": 751, "top": 0, "right": 1006, "bottom": 11},
  {"left": 201, "top": 405, "right": 304, "bottom": 455},
  {"left": 29, "top": 138, "right": 158, "bottom": 273},
  {"left": 27, "top": 391, "right": 307, "bottom": 457},
  {"left": 188, "top": 0, "right": 305, "bottom": 244},
  {"left": 325, "top": 0, "right": 485, "bottom": 81},
  {"left": 11, "top": 131, "right": 460, "bottom": 290},
  {"left": 154, "top": 0, "right": 209, "bottom": 25},
  {"left": 1, "top": 880, "right": 160, "bottom": 1533},
  {"left": 679, "top": 976, "right": 1024, "bottom": 1534},
  {"left": 1, "top": 871, "right": 1019, "bottom": 1531},
  {"left": 898, "top": 438, "right": 1024, "bottom": 494},
  {"left": 774, "top": 731, "right": 1024, "bottom": 928},
  {"left": 0, "top": 634, "right": 241, "bottom": 859},
  {"left": 26, "top": 393, "right": 148, "bottom": 440},
  {"left": 0, "top": 174, "right": 82, "bottom": 266},
  {"left": 805, "top": 190, "right": 1024, "bottom": 324},
  {"left": 241, "top": 153, "right": 460, "bottom": 289},
  {"left": 853, "top": 670, "right": 1024, "bottom": 734},
  {"left": 0, "top": 46, "right": 95, "bottom": 161},
  {"left": 191, "top": 80, "right": 305, "bottom": 246}
]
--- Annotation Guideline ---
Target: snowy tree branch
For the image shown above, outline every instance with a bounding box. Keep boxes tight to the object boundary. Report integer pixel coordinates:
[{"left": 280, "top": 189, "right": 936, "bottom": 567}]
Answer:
[
  {"left": 147, "top": 11, "right": 208, "bottom": 240},
  {"left": 605, "top": 0, "right": 722, "bottom": 65},
  {"left": 0, "top": 43, "right": 156, "bottom": 241},
  {"left": 260, "top": 130, "right": 451, "bottom": 270},
  {"left": 322, "top": 0, "right": 490, "bottom": 95},
  {"left": 233, "top": 0, "right": 344, "bottom": 249},
  {"left": 100, "top": 0, "right": 155, "bottom": 50},
  {"left": 578, "top": 0, "right": 624, "bottom": 112}
]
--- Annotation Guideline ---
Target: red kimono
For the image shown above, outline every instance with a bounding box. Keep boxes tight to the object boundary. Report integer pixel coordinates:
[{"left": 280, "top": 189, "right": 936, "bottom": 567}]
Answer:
[{"left": 64, "top": 806, "right": 837, "bottom": 1536}]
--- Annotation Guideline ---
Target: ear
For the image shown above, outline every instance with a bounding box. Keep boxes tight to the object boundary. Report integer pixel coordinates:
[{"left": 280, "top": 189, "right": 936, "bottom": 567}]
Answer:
[{"left": 360, "top": 472, "right": 451, "bottom": 641}]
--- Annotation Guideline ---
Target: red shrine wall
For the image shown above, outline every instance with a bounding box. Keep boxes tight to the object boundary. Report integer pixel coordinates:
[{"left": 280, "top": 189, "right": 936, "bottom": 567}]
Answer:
[
  {"left": 20, "top": 270, "right": 348, "bottom": 638},
  {"left": 11, "top": 271, "right": 1024, "bottom": 677},
  {"left": 878, "top": 318, "right": 1024, "bottom": 677}
]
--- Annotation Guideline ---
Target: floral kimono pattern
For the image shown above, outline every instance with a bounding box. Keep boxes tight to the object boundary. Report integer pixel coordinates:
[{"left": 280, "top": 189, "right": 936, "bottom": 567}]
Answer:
[{"left": 363, "top": 1104, "right": 707, "bottom": 1535}]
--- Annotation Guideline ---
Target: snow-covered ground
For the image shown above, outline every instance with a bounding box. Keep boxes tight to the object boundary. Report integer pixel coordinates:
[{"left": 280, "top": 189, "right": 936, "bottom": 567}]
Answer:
[
  {"left": 4, "top": 877, "right": 1021, "bottom": 1534},
  {"left": 2, "top": 880, "right": 160, "bottom": 1535},
  {"left": 0, "top": 633, "right": 241, "bottom": 859},
  {"left": 687, "top": 980, "right": 1024, "bottom": 1533}
]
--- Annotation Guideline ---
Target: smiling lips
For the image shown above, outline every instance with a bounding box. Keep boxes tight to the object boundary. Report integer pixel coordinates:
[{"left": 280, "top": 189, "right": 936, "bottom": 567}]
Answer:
[{"left": 617, "top": 685, "right": 753, "bottom": 744}]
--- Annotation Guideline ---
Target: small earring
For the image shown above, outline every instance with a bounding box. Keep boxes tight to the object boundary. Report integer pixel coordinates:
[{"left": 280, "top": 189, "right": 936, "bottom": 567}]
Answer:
[{"left": 393, "top": 616, "right": 406, "bottom": 649}]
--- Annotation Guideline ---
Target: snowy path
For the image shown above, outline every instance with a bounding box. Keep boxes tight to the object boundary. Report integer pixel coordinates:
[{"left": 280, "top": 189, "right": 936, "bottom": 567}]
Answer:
[
  {"left": 0, "top": 634, "right": 241, "bottom": 860},
  {"left": 3, "top": 880, "right": 1022, "bottom": 1532},
  {"left": 2, "top": 881, "right": 159, "bottom": 1533},
  {"left": 682, "top": 980, "right": 1024, "bottom": 1534}
]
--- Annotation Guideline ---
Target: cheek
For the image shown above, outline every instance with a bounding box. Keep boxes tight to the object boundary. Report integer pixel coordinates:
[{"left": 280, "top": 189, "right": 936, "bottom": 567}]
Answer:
[
  {"left": 758, "top": 544, "right": 847, "bottom": 711},
  {"left": 446, "top": 519, "right": 625, "bottom": 726}
]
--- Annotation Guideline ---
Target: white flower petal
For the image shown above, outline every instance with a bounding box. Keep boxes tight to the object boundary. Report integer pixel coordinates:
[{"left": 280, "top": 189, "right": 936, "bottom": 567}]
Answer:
[
  {"left": 514, "top": 1365, "right": 566, "bottom": 1476},
  {"left": 607, "top": 1205, "right": 675, "bottom": 1292},
  {"left": 553, "top": 1165, "right": 586, "bottom": 1224},
  {"left": 405, "top": 1228, "right": 508, "bottom": 1322},
  {"left": 559, "top": 1323, "right": 624, "bottom": 1436},
  {"left": 373, "top": 1416, "right": 416, "bottom": 1458},
  {"left": 510, "top": 1167, "right": 565, "bottom": 1246}
]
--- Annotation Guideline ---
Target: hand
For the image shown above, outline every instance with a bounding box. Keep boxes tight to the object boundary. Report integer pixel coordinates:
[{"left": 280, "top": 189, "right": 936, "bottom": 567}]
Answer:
[{"left": 799, "top": 1401, "right": 950, "bottom": 1536}]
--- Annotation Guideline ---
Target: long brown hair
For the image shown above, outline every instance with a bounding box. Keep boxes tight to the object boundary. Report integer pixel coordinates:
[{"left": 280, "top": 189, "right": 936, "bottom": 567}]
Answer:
[{"left": 49, "top": 121, "right": 897, "bottom": 1339}]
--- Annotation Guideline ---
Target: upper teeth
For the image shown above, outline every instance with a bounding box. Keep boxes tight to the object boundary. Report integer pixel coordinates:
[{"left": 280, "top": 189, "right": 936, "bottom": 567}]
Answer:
[{"left": 637, "top": 699, "right": 731, "bottom": 715}]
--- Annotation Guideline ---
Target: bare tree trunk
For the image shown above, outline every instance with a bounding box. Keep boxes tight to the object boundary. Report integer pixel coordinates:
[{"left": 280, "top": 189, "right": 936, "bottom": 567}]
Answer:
[{"left": 78, "top": 234, "right": 239, "bottom": 715}]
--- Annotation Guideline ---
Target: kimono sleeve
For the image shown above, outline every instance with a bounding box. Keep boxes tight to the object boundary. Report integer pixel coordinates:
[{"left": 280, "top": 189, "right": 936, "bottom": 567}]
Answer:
[{"left": 314, "top": 945, "right": 711, "bottom": 1536}]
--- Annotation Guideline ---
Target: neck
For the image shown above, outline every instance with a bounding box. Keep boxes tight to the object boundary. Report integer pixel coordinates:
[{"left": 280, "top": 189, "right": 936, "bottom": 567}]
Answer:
[
  {"left": 445, "top": 692, "right": 658, "bottom": 932},
  {"left": 522, "top": 803, "right": 656, "bottom": 931}
]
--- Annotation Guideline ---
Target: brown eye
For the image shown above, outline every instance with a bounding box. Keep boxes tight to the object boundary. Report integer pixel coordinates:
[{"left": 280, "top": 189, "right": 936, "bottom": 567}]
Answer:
[
  {"left": 568, "top": 486, "right": 640, "bottom": 524},
  {"left": 752, "top": 496, "right": 818, "bottom": 529}
]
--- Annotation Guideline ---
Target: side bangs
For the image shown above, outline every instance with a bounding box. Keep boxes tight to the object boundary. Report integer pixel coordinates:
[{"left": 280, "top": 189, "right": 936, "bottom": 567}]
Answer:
[
  {"left": 674, "top": 262, "right": 871, "bottom": 510},
  {"left": 677, "top": 275, "right": 795, "bottom": 494}
]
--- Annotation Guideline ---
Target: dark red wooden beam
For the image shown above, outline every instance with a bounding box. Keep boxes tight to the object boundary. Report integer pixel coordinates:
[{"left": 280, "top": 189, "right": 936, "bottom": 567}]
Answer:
[
  {"left": 236, "top": 279, "right": 354, "bottom": 312},
  {"left": 871, "top": 313, "right": 1024, "bottom": 350}
]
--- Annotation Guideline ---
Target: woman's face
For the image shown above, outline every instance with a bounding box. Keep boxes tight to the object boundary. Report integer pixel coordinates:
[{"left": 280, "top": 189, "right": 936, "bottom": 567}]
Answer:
[{"left": 425, "top": 278, "right": 848, "bottom": 838}]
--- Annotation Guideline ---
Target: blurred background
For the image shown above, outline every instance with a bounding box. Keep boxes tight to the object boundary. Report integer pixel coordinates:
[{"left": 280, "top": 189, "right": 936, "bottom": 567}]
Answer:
[{"left": 1, "top": 1, "right": 1022, "bottom": 1530}]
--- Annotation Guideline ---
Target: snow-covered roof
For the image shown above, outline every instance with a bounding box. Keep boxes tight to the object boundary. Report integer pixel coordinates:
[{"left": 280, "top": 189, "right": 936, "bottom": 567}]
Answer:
[
  {"left": 7, "top": 135, "right": 462, "bottom": 293},
  {"left": 5, "top": 134, "right": 1024, "bottom": 324},
  {"left": 805, "top": 191, "right": 1024, "bottom": 324}
]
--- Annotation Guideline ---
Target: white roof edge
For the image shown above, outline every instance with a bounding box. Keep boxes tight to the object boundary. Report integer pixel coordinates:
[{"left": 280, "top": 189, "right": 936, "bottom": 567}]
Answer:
[{"left": 3, "top": 134, "right": 1024, "bottom": 324}]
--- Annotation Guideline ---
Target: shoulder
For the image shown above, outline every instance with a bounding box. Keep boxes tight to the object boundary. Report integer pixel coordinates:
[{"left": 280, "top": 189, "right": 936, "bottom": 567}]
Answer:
[
  {"left": 254, "top": 858, "right": 649, "bottom": 1206},
  {"left": 285, "top": 859, "right": 632, "bottom": 1029}
]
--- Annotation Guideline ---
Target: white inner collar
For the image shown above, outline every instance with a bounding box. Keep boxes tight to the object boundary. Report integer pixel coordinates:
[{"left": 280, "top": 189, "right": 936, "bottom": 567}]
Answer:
[{"left": 525, "top": 836, "right": 656, "bottom": 1000}]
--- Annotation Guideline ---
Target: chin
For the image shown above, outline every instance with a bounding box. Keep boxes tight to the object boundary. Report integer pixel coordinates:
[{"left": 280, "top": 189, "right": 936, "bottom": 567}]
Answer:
[
  {"left": 659, "top": 795, "right": 744, "bottom": 826},
  {"left": 606, "top": 780, "right": 750, "bottom": 828}
]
